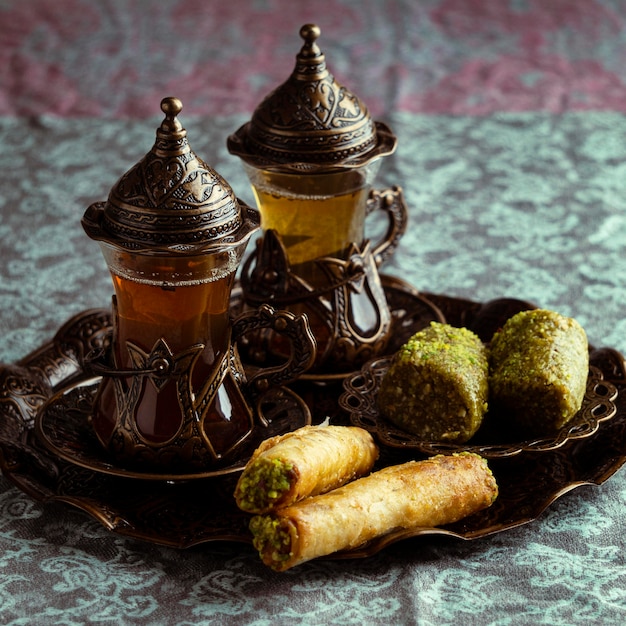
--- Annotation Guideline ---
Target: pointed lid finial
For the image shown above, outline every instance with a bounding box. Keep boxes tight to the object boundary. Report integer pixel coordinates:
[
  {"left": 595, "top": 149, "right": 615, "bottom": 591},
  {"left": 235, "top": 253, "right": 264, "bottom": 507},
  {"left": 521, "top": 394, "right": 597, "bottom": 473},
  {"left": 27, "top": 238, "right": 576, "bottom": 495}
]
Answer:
[
  {"left": 158, "top": 96, "right": 184, "bottom": 135},
  {"left": 294, "top": 24, "right": 325, "bottom": 75}
]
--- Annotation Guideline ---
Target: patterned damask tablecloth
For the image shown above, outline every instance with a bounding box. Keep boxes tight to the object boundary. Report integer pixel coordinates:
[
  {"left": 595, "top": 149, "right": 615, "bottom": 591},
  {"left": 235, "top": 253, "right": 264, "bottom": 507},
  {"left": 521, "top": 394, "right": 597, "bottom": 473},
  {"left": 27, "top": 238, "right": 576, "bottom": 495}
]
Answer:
[{"left": 3, "top": 1, "right": 626, "bottom": 624}]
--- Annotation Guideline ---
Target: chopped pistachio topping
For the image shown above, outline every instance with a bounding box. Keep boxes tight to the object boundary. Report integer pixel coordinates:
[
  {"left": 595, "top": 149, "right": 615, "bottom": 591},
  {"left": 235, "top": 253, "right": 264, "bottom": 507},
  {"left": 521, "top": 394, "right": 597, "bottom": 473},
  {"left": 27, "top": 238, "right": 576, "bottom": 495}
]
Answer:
[
  {"left": 489, "top": 309, "right": 588, "bottom": 434},
  {"left": 249, "top": 515, "right": 293, "bottom": 568},
  {"left": 236, "top": 457, "right": 295, "bottom": 512}
]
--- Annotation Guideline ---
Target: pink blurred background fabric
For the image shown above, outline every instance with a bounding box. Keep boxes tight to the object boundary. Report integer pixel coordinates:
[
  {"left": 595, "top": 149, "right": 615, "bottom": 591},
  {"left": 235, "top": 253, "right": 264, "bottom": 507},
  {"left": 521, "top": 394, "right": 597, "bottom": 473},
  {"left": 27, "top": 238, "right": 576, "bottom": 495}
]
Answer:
[{"left": 3, "top": 0, "right": 626, "bottom": 118}]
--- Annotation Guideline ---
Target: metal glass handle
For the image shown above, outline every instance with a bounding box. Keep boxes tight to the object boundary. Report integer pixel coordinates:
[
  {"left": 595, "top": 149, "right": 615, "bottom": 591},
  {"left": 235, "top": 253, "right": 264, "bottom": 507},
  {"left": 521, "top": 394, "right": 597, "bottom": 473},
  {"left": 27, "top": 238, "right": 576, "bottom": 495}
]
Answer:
[
  {"left": 367, "top": 186, "right": 408, "bottom": 268},
  {"left": 231, "top": 304, "right": 316, "bottom": 395}
]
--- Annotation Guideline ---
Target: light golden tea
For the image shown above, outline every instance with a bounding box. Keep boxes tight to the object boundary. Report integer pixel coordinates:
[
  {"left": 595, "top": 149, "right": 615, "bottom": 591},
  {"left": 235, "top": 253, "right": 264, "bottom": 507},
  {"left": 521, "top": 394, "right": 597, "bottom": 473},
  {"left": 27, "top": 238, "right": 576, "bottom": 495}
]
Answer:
[{"left": 252, "top": 186, "right": 369, "bottom": 283}]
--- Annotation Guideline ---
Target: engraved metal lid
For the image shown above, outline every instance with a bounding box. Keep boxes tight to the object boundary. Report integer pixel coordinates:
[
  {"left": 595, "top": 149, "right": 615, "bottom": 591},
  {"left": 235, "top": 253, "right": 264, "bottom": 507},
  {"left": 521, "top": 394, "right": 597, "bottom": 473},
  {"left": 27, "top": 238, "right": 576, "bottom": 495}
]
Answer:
[
  {"left": 227, "top": 24, "right": 397, "bottom": 172},
  {"left": 83, "top": 97, "right": 259, "bottom": 251}
]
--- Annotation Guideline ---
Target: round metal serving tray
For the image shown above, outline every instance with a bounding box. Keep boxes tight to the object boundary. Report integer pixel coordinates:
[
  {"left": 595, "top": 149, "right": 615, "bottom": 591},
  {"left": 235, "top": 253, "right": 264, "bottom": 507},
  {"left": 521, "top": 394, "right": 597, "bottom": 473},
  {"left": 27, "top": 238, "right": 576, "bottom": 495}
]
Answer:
[{"left": 1, "top": 289, "right": 625, "bottom": 559}]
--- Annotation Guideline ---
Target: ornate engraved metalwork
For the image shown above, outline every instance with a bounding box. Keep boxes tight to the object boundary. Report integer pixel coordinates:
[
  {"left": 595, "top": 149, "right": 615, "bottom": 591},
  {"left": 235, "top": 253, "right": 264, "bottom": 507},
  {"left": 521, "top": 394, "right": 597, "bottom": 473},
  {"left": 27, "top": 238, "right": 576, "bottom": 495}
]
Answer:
[
  {"left": 239, "top": 187, "right": 409, "bottom": 374},
  {"left": 75, "top": 97, "right": 315, "bottom": 472},
  {"left": 341, "top": 354, "right": 619, "bottom": 458},
  {"left": 0, "top": 309, "right": 112, "bottom": 480},
  {"left": 0, "top": 309, "right": 112, "bottom": 430},
  {"left": 227, "top": 24, "right": 397, "bottom": 170},
  {"left": 92, "top": 340, "right": 251, "bottom": 469},
  {"left": 36, "top": 379, "right": 311, "bottom": 482},
  {"left": 81, "top": 303, "right": 315, "bottom": 472},
  {"left": 232, "top": 304, "right": 317, "bottom": 393},
  {"left": 241, "top": 233, "right": 391, "bottom": 372},
  {"left": 82, "top": 97, "right": 259, "bottom": 250},
  {"left": 232, "top": 274, "right": 444, "bottom": 386},
  {"left": 367, "top": 187, "right": 409, "bottom": 267}
]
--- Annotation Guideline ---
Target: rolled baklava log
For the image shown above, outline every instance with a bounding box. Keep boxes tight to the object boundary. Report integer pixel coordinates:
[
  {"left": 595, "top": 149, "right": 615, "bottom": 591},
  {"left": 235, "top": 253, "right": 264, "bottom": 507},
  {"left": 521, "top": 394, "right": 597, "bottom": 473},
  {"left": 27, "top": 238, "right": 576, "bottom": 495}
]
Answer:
[
  {"left": 249, "top": 452, "right": 498, "bottom": 571},
  {"left": 234, "top": 425, "right": 378, "bottom": 513},
  {"left": 489, "top": 308, "right": 589, "bottom": 436},
  {"left": 376, "top": 322, "right": 489, "bottom": 443}
]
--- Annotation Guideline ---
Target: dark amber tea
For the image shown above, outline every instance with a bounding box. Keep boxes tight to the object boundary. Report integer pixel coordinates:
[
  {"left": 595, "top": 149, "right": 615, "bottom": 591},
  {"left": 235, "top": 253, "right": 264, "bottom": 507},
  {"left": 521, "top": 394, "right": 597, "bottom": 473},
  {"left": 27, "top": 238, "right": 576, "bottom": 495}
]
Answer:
[
  {"left": 81, "top": 95, "right": 277, "bottom": 472},
  {"left": 91, "top": 246, "right": 252, "bottom": 463}
]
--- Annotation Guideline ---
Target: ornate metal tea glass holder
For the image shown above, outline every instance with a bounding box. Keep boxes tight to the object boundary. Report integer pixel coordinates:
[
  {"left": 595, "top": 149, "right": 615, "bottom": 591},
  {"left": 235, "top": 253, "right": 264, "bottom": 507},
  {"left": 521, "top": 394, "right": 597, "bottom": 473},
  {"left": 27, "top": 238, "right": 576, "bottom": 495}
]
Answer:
[{"left": 83, "top": 301, "right": 315, "bottom": 472}]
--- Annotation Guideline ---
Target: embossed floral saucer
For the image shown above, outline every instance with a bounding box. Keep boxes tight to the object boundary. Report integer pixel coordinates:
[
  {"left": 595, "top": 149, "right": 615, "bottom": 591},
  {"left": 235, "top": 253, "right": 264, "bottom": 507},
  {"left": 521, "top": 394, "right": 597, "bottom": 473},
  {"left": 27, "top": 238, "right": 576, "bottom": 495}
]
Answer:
[
  {"left": 34, "top": 379, "right": 310, "bottom": 481},
  {"left": 340, "top": 354, "right": 618, "bottom": 459}
]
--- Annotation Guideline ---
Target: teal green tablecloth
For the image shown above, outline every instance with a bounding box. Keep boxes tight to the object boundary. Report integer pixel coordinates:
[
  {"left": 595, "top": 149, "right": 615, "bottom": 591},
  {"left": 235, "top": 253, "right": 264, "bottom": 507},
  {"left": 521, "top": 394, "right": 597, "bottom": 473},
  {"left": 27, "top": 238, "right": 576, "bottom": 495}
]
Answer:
[
  {"left": 4, "top": 0, "right": 626, "bottom": 622},
  {"left": 1, "top": 111, "right": 626, "bottom": 624}
]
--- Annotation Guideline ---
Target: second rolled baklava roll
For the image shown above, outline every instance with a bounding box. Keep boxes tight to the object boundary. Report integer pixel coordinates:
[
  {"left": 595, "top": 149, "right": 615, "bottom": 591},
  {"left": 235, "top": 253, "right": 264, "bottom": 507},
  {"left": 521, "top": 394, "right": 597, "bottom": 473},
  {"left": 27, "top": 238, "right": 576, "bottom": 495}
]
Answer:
[{"left": 249, "top": 452, "right": 498, "bottom": 571}]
